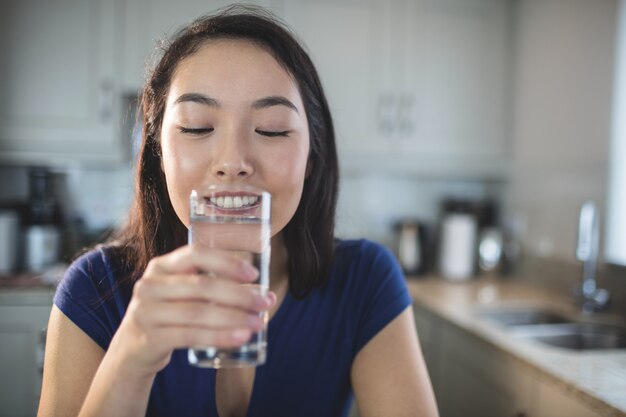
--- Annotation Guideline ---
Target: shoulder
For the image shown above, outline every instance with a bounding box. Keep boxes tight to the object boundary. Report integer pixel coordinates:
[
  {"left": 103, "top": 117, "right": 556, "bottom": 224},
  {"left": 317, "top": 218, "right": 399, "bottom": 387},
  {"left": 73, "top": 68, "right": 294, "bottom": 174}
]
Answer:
[
  {"left": 329, "top": 238, "right": 405, "bottom": 297},
  {"left": 56, "top": 245, "right": 128, "bottom": 303},
  {"left": 54, "top": 245, "right": 131, "bottom": 350},
  {"left": 330, "top": 240, "right": 412, "bottom": 356},
  {"left": 65, "top": 245, "right": 117, "bottom": 276},
  {"left": 64, "top": 245, "right": 121, "bottom": 283},
  {"left": 333, "top": 239, "right": 400, "bottom": 273}
]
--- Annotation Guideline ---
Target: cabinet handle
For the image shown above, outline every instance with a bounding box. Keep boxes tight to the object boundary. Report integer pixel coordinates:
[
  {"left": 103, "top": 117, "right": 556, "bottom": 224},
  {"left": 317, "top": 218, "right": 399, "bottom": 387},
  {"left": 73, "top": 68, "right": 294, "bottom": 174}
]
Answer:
[
  {"left": 397, "top": 93, "right": 415, "bottom": 136},
  {"left": 377, "top": 93, "right": 396, "bottom": 136},
  {"left": 378, "top": 93, "right": 417, "bottom": 137},
  {"left": 99, "top": 79, "right": 114, "bottom": 122}
]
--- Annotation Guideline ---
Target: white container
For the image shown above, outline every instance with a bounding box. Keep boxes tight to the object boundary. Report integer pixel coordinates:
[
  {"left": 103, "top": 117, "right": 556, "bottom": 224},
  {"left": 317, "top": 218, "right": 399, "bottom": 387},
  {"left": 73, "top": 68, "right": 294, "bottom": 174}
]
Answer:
[
  {"left": 25, "top": 225, "right": 60, "bottom": 272},
  {"left": 439, "top": 213, "right": 478, "bottom": 281},
  {"left": 0, "top": 211, "right": 19, "bottom": 274}
]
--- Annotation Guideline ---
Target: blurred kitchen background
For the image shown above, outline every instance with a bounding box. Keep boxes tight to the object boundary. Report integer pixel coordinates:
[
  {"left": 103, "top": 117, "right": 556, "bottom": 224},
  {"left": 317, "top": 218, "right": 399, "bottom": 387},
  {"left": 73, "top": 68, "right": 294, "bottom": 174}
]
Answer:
[{"left": 2, "top": 0, "right": 626, "bottom": 416}]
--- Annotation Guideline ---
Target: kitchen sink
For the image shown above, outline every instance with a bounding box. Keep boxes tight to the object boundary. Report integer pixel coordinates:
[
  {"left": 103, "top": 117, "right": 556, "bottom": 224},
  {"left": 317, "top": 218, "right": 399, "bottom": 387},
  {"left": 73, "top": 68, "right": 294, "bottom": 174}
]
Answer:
[
  {"left": 475, "top": 307, "right": 573, "bottom": 327},
  {"left": 510, "top": 323, "right": 626, "bottom": 350},
  {"left": 475, "top": 307, "right": 626, "bottom": 350}
]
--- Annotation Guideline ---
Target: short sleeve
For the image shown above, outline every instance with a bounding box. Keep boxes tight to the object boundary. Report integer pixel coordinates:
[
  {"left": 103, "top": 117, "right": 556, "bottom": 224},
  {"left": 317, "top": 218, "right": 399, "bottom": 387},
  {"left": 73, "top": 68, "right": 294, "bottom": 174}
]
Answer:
[
  {"left": 53, "top": 248, "right": 129, "bottom": 350},
  {"left": 351, "top": 241, "right": 412, "bottom": 355}
]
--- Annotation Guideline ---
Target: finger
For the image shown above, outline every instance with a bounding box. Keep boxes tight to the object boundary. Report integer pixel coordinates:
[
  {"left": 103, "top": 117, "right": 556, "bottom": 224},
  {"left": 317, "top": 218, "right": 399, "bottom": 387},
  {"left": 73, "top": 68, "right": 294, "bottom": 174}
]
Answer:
[
  {"left": 157, "top": 326, "right": 254, "bottom": 350},
  {"left": 146, "top": 245, "right": 258, "bottom": 282},
  {"left": 142, "top": 300, "right": 265, "bottom": 331},
  {"left": 266, "top": 290, "right": 277, "bottom": 306},
  {"left": 133, "top": 274, "right": 272, "bottom": 312}
]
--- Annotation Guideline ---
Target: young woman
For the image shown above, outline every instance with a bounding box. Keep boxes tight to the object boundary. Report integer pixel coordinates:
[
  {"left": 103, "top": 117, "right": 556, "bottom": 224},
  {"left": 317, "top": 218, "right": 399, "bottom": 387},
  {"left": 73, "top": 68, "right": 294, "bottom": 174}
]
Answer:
[{"left": 38, "top": 5, "right": 438, "bottom": 417}]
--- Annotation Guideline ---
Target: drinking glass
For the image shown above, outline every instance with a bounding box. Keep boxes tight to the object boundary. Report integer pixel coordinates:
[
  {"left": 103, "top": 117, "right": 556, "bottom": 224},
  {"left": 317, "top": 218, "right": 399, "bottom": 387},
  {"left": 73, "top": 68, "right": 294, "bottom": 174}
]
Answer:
[{"left": 187, "top": 184, "right": 271, "bottom": 368}]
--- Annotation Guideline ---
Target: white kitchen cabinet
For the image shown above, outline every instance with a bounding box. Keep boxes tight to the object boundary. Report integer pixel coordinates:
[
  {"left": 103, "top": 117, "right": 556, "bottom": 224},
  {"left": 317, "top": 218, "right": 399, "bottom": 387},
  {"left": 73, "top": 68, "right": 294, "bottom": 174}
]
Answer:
[
  {"left": 0, "top": 291, "right": 54, "bottom": 417},
  {"left": 396, "top": 0, "right": 512, "bottom": 176},
  {"left": 0, "top": 0, "right": 511, "bottom": 175},
  {"left": 275, "top": 0, "right": 511, "bottom": 177},
  {"left": 121, "top": 0, "right": 276, "bottom": 91},
  {"left": 0, "top": 0, "right": 126, "bottom": 166}
]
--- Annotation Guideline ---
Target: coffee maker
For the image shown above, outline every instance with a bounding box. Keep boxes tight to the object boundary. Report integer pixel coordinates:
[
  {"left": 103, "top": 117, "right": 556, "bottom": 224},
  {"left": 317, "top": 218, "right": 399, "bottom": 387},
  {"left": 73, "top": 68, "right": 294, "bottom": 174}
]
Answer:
[
  {"left": 437, "top": 198, "right": 498, "bottom": 281},
  {"left": 24, "top": 167, "right": 63, "bottom": 272}
]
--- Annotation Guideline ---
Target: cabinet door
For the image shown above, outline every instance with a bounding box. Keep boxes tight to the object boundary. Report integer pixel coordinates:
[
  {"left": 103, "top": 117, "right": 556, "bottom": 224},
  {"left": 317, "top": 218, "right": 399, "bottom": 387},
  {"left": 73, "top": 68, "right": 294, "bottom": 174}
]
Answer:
[
  {"left": 122, "top": 0, "right": 276, "bottom": 91},
  {"left": 0, "top": 304, "right": 52, "bottom": 417},
  {"left": 278, "top": 0, "right": 392, "bottom": 164},
  {"left": 439, "top": 324, "right": 531, "bottom": 417},
  {"left": 413, "top": 304, "right": 443, "bottom": 401},
  {"left": 400, "top": 0, "right": 511, "bottom": 174},
  {"left": 441, "top": 355, "right": 523, "bottom": 417},
  {"left": 0, "top": 0, "right": 123, "bottom": 166},
  {"left": 531, "top": 377, "right": 604, "bottom": 417}
]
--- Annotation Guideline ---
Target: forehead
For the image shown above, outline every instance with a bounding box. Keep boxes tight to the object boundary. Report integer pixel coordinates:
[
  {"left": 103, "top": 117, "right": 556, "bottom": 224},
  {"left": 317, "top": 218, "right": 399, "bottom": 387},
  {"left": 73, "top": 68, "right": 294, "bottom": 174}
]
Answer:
[{"left": 168, "top": 38, "right": 301, "bottom": 102}]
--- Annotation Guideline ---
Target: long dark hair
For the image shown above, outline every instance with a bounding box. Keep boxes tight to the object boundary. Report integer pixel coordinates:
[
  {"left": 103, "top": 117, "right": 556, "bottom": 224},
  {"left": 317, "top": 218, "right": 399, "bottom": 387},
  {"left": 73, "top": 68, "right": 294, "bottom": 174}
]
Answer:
[{"left": 111, "top": 4, "right": 339, "bottom": 299}]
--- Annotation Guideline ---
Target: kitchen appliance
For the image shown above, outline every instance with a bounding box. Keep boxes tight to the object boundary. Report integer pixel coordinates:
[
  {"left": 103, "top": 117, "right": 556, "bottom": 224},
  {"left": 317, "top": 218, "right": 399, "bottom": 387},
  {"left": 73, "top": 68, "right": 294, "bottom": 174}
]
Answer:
[
  {"left": 439, "top": 212, "right": 477, "bottom": 281},
  {"left": 478, "top": 227, "right": 503, "bottom": 272},
  {"left": 25, "top": 225, "right": 60, "bottom": 272},
  {"left": 24, "top": 167, "right": 63, "bottom": 272},
  {"left": 437, "top": 199, "right": 479, "bottom": 281},
  {"left": 0, "top": 210, "right": 19, "bottom": 274},
  {"left": 394, "top": 220, "right": 428, "bottom": 276},
  {"left": 437, "top": 198, "right": 501, "bottom": 281}
]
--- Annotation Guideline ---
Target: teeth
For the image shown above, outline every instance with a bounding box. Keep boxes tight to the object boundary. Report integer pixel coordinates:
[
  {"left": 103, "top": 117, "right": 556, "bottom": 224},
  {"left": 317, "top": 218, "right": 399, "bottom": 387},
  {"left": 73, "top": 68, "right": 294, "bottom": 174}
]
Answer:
[{"left": 210, "top": 195, "right": 259, "bottom": 209}]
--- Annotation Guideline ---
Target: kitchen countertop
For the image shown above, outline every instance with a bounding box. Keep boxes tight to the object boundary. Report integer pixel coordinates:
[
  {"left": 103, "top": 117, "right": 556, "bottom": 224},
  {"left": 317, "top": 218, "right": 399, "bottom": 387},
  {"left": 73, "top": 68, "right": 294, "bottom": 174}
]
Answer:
[
  {"left": 406, "top": 276, "right": 626, "bottom": 417},
  {"left": 0, "top": 279, "right": 54, "bottom": 305}
]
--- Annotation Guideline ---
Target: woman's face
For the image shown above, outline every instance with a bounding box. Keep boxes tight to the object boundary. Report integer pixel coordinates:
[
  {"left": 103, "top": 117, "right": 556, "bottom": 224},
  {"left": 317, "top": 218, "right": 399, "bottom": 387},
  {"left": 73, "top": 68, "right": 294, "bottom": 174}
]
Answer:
[{"left": 160, "top": 39, "right": 310, "bottom": 237}]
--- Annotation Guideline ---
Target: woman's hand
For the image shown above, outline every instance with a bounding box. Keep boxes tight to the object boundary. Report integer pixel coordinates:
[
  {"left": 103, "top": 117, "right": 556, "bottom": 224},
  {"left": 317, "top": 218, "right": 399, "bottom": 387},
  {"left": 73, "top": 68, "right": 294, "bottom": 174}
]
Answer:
[{"left": 108, "top": 244, "right": 274, "bottom": 378}]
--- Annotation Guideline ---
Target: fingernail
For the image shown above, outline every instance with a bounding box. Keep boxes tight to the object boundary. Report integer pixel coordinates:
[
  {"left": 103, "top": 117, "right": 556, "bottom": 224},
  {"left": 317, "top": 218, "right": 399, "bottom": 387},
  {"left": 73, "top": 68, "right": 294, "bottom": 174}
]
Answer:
[
  {"left": 265, "top": 291, "right": 277, "bottom": 306},
  {"left": 242, "top": 262, "right": 258, "bottom": 280}
]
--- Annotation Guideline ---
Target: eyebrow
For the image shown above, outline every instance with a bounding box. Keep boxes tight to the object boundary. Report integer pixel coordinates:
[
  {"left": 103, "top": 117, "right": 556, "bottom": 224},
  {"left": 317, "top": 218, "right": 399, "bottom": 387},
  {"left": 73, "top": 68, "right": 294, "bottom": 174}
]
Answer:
[
  {"left": 174, "top": 93, "right": 299, "bottom": 114},
  {"left": 252, "top": 96, "right": 299, "bottom": 114},
  {"left": 174, "top": 93, "right": 219, "bottom": 107}
]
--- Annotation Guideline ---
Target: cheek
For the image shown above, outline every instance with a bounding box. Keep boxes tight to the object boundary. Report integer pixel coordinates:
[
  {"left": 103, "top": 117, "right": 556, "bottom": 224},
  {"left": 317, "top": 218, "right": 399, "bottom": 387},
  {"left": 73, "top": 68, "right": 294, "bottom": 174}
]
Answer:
[
  {"left": 268, "top": 141, "right": 309, "bottom": 190},
  {"left": 266, "top": 145, "right": 310, "bottom": 232},
  {"left": 161, "top": 137, "right": 206, "bottom": 227}
]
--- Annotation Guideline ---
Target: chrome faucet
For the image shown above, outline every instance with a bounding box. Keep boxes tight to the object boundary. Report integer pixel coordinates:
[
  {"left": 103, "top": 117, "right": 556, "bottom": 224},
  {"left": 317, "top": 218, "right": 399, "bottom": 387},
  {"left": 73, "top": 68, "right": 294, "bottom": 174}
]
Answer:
[{"left": 575, "top": 201, "right": 610, "bottom": 313}]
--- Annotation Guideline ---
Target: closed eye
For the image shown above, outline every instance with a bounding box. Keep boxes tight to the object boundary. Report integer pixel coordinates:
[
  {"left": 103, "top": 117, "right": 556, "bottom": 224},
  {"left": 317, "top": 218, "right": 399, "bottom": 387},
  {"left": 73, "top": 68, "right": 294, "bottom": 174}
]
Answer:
[
  {"left": 178, "top": 126, "right": 214, "bottom": 135},
  {"left": 255, "top": 129, "right": 291, "bottom": 137}
]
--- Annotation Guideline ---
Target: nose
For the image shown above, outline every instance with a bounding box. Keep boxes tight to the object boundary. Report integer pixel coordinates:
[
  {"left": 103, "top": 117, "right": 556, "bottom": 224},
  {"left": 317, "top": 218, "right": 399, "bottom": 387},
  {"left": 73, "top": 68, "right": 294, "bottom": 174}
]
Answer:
[{"left": 210, "top": 133, "right": 253, "bottom": 179}]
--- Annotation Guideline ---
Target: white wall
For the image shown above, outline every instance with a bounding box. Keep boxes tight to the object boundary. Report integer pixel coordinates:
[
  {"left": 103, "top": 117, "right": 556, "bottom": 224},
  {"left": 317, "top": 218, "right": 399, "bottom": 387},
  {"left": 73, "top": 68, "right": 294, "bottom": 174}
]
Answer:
[
  {"left": 336, "top": 175, "right": 503, "bottom": 248},
  {"left": 505, "top": 0, "right": 618, "bottom": 262},
  {"left": 606, "top": 0, "right": 626, "bottom": 265}
]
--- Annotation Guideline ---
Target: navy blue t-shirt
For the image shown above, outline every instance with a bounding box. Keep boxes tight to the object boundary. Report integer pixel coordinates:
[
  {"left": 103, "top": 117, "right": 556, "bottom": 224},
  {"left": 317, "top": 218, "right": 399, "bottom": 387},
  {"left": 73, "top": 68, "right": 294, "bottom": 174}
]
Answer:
[{"left": 54, "top": 239, "right": 412, "bottom": 417}]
